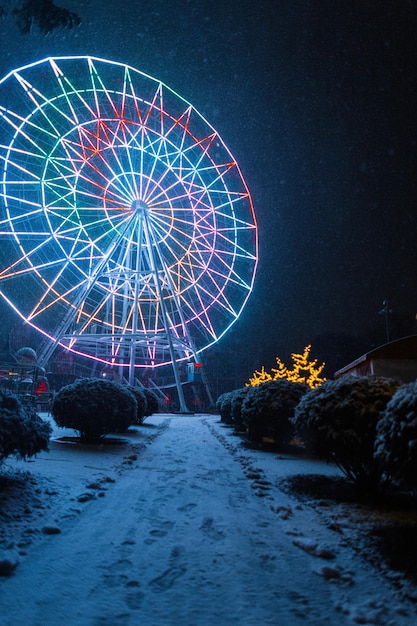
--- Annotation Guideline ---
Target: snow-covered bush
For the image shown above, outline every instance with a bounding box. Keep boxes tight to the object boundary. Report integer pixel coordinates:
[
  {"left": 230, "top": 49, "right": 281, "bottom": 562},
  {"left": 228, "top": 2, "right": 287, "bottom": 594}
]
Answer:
[
  {"left": 216, "top": 392, "right": 234, "bottom": 424},
  {"left": 374, "top": 381, "right": 417, "bottom": 490},
  {"left": 216, "top": 391, "right": 226, "bottom": 414},
  {"left": 231, "top": 387, "right": 252, "bottom": 432},
  {"left": 292, "top": 376, "right": 402, "bottom": 490},
  {"left": 241, "top": 379, "right": 308, "bottom": 448},
  {"left": 141, "top": 388, "right": 159, "bottom": 416},
  {"left": 51, "top": 378, "right": 137, "bottom": 443},
  {"left": 0, "top": 390, "right": 52, "bottom": 462},
  {"left": 126, "top": 386, "right": 148, "bottom": 425}
]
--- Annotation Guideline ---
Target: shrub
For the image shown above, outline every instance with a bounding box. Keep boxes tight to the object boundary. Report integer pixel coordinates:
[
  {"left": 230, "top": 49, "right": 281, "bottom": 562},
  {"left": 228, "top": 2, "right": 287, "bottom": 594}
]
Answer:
[
  {"left": 241, "top": 379, "right": 308, "bottom": 448},
  {"left": 0, "top": 390, "right": 52, "bottom": 462},
  {"left": 51, "top": 378, "right": 137, "bottom": 443},
  {"left": 127, "top": 386, "right": 148, "bottom": 425},
  {"left": 231, "top": 387, "right": 252, "bottom": 432},
  {"left": 215, "top": 393, "right": 223, "bottom": 413},
  {"left": 374, "top": 381, "right": 417, "bottom": 491},
  {"left": 292, "top": 375, "right": 402, "bottom": 490},
  {"left": 216, "top": 391, "right": 234, "bottom": 424},
  {"left": 141, "top": 388, "right": 159, "bottom": 416}
]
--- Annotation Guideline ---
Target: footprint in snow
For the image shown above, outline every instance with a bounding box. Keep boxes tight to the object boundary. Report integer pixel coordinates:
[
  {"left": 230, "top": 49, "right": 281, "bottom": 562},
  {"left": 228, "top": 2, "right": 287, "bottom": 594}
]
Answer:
[
  {"left": 149, "top": 565, "right": 187, "bottom": 591},
  {"left": 148, "top": 545, "right": 187, "bottom": 591},
  {"left": 177, "top": 502, "right": 197, "bottom": 513},
  {"left": 149, "top": 529, "right": 168, "bottom": 538},
  {"left": 200, "top": 517, "right": 225, "bottom": 541},
  {"left": 125, "top": 587, "right": 145, "bottom": 609}
]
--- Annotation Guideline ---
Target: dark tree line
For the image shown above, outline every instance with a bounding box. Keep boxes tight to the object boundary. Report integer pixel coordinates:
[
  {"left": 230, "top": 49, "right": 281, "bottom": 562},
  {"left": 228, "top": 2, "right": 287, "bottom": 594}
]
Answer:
[{"left": 0, "top": 1, "right": 80, "bottom": 34}]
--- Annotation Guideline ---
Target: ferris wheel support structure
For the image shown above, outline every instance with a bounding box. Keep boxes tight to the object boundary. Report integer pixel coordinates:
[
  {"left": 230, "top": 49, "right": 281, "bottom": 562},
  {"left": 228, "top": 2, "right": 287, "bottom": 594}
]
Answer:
[
  {"left": 35, "top": 199, "right": 193, "bottom": 411},
  {"left": 135, "top": 202, "right": 189, "bottom": 412}
]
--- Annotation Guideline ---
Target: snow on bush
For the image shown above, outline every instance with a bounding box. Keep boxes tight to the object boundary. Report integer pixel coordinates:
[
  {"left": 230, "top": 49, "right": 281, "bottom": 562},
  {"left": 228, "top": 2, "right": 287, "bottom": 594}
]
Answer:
[
  {"left": 51, "top": 378, "right": 137, "bottom": 443},
  {"left": 231, "top": 387, "right": 252, "bottom": 432},
  {"left": 241, "top": 379, "right": 308, "bottom": 448},
  {"left": 126, "top": 386, "right": 148, "bottom": 425},
  {"left": 374, "top": 380, "right": 417, "bottom": 490},
  {"left": 216, "top": 392, "right": 234, "bottom": 424},
  {"left": 0, "top": 390, "right": 52, "bottom": 462},
  {"left": 291, "top": 375, "right": 402, "bottom": 490},
  {"left": 141, "top": 388, "right": 159, "bottom": 416}
]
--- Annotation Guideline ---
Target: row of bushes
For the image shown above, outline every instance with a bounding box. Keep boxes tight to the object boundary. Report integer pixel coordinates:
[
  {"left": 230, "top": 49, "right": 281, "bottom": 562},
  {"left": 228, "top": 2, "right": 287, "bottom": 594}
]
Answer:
[
  {"left": 0, "top": 379, "right": 160, "bottom": 462},
  {"left": 217, "top": 376, "right": 417, "bottom": 493},
  {"left": 216, "top": 380, "right": 308, "bottom": 446}
]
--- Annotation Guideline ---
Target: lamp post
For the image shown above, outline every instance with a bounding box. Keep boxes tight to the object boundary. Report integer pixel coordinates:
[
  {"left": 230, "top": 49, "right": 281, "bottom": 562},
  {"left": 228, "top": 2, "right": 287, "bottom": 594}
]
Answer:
[{"left": 378, "top": 299, "right": 392, "bottom": 343}]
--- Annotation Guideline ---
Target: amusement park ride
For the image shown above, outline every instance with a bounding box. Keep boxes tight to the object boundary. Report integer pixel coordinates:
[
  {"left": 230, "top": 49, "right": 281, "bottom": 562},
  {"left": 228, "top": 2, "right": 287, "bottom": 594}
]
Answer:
[{"left": 0, "top": 57, "right": 257, "bottom": 412}]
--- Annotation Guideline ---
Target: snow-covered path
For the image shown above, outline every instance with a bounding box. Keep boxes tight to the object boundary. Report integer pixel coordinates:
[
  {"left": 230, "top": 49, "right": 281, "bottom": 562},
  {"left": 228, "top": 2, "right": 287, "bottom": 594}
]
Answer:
[{"left": 1, "top": 414, "right": 416, "bottom": 625}]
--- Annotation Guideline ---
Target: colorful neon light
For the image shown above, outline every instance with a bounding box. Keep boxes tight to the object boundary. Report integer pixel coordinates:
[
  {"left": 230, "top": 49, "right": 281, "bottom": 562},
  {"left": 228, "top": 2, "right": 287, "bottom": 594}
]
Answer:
[{"left": 0, "top": 56, "right": 258, "bottom": 368}]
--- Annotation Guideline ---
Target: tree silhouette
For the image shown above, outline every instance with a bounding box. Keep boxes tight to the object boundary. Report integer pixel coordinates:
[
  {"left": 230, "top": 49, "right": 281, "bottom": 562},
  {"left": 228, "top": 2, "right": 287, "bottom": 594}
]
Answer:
[{"left": 11, "top": 0, "right": 80, "bottom": 34}]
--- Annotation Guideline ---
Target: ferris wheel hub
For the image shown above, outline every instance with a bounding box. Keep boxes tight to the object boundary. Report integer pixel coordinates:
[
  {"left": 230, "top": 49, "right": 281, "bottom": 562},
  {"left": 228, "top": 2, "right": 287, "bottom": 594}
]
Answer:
[{"left": 131, "top": 198, "right": 149, "bottom": 214}]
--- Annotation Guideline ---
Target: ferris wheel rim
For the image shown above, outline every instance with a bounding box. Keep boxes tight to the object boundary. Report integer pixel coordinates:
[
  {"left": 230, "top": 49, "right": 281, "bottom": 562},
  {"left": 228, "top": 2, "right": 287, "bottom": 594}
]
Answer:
[{"left": 0, "top": 56, "right": 258, "bottom": 368}]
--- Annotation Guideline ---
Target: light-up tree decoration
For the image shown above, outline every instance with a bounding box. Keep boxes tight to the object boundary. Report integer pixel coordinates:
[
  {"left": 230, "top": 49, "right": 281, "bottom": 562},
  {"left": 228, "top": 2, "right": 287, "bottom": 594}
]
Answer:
[
  {"left": 0, "top": 57, "right": 258, "bottom": 410},
  {"left": 248, "top": 345, "right": 326, "bottom": 389},
  {"left": 284, "top": 345, "right": 326, "bottom": 388},
  {"left": 248, "top": 365, "right": 273, "bottom": 386}
]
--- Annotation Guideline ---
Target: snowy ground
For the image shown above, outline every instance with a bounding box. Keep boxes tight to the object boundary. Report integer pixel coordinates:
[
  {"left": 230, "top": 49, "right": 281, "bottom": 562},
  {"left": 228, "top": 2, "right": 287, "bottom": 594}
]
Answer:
[{"left": 1, "top": 413, "right": 417, "bottom": 626}]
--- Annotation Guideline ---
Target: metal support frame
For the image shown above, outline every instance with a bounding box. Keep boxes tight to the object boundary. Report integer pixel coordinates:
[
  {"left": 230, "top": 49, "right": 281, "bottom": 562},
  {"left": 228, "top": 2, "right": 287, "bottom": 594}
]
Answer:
[{"left": 36, "top": 199, "right": 192, "bottom": 412}]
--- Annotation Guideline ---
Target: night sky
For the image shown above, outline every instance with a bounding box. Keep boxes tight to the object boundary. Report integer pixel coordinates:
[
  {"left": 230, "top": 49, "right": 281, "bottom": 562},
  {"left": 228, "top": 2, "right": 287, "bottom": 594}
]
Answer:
[{"left": 0, "top": 1, "right": 416, "bottom": 393}]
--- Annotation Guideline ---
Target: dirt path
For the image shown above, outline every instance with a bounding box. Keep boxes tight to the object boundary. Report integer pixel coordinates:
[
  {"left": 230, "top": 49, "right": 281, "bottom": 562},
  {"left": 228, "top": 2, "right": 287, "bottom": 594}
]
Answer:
[{"left": 1, "top": 414, "right": 416, "bottom": 625}]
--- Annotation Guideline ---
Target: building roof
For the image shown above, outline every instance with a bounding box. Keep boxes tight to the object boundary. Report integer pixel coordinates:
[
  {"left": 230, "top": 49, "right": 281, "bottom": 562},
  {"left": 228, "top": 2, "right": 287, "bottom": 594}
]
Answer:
[{"left": 334, "top": 335, "right": 417, "bottom": 378}]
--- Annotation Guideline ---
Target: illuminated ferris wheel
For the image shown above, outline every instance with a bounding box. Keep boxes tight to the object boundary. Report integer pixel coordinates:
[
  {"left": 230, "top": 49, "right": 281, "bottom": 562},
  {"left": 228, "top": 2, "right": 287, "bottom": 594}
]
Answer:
[{"left": 0, "top": 56, "right": 257, "bottom": 392}]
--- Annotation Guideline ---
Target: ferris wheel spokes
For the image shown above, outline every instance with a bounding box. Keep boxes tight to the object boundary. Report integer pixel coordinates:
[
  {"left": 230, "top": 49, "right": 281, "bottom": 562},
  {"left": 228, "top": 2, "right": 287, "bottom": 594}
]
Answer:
[{"left": 0, "top": 57, "right": 258, "bottom": 405}]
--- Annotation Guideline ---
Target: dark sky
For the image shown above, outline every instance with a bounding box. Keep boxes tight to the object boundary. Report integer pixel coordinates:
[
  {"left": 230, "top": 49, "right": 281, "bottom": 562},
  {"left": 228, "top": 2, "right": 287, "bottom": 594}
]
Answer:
[{"left": 0, "top": 0, "right": 416, "bottom": 390}]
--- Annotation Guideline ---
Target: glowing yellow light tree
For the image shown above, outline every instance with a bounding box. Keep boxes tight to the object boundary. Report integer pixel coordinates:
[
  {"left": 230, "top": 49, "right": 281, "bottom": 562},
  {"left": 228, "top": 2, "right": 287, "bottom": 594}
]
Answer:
[
  {"left": 247, "top": 365, "right": 273, "bottom": 386},
  {"left": 248, "top": 345, "right": 326, "bottom": 389},
  {"left": 285, "top": 345, "right": 326, "bottom": 388},
  {"left": 271, "top": 357, "right": 289, "bottom": 380}
]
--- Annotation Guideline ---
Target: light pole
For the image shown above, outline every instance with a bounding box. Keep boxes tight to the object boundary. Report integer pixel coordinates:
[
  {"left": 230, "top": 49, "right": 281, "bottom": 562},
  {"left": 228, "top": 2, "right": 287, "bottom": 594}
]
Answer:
[{"left": 378, "top": 299, "right": 392, "bottom": 343}]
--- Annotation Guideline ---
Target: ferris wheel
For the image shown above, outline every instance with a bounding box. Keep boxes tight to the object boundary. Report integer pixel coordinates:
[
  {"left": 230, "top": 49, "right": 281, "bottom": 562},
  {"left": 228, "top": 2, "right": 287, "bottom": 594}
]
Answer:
[{"left": 0, "top": 56, "right": 257, "bottom": 395}]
